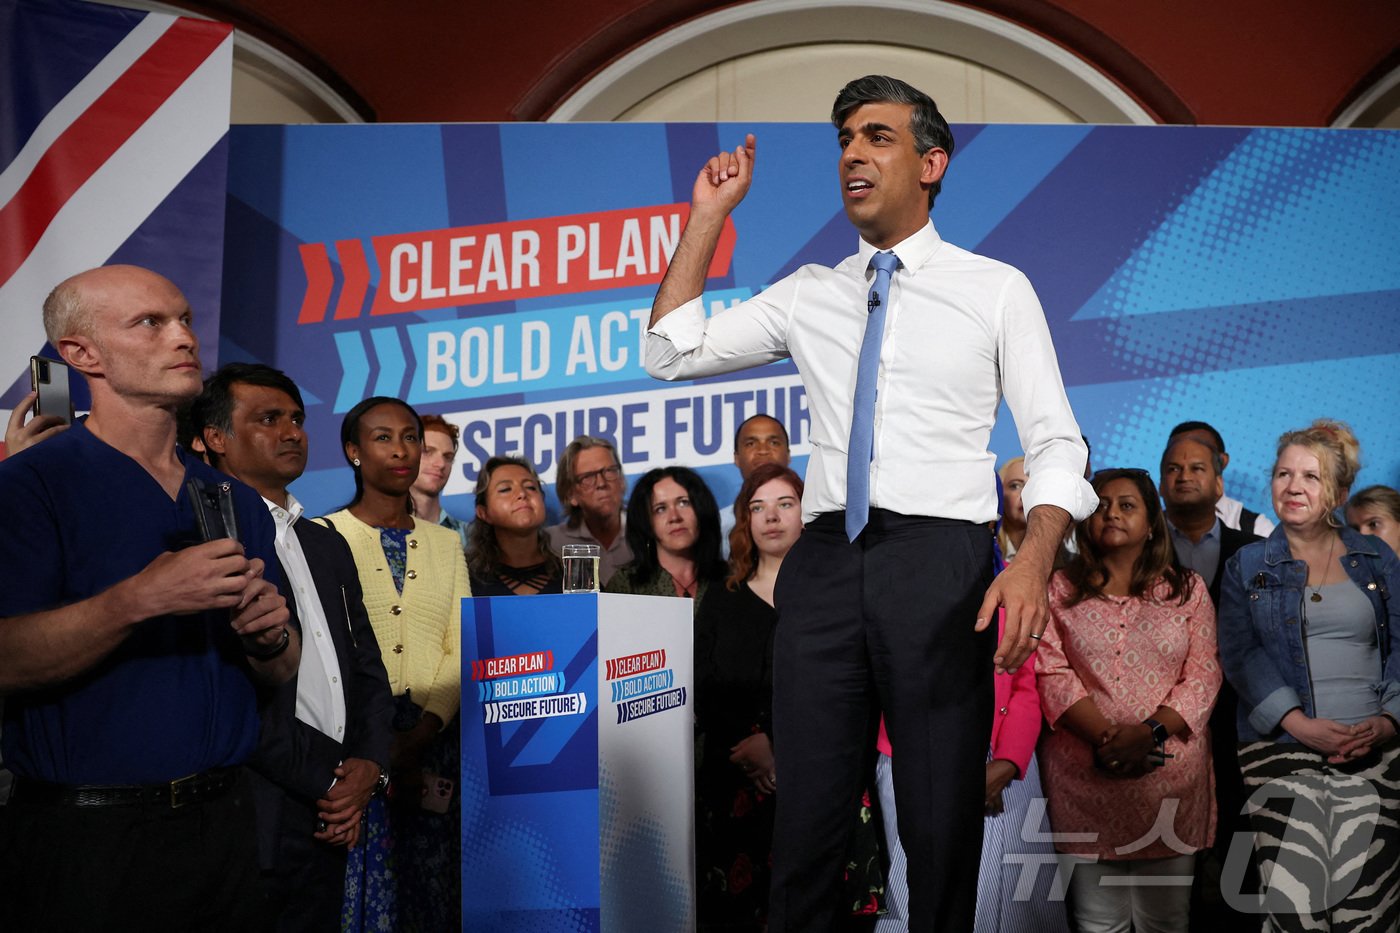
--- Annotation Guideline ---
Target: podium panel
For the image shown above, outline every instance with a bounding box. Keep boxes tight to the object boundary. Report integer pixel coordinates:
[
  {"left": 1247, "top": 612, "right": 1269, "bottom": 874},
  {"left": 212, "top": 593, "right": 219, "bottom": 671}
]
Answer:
[{"left": 461, "top": 593, "right": 695, "bottom": 932}]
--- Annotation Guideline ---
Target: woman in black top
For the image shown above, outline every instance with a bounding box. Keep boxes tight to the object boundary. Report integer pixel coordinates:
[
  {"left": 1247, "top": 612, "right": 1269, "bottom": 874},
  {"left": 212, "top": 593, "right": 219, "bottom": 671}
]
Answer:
[{"left": 466, "top": 455, "right": 562, "bottom": 596}]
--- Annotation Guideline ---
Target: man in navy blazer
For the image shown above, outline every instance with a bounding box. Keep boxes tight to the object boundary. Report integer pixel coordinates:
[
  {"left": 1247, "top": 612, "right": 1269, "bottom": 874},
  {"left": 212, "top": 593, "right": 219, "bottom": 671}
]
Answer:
[
  {"left": 193, "top": 363, "right": 394, "bottom": 932},
  {"left": 1161, "top": 433, "right": 1263, "bottom": 932}
]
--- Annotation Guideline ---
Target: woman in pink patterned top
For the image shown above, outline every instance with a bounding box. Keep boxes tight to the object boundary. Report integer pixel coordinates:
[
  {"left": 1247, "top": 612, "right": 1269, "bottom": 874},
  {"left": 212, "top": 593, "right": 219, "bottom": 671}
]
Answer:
[{"left": 1038, "top": 468, "right": 1221, "bottom": 933}]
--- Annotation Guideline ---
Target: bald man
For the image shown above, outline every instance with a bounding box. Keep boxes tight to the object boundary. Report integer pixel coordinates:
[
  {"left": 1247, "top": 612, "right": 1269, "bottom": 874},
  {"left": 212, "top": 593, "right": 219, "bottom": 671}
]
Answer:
[{"left": 0, "top": 265, "right": 297, "bottom": 932}]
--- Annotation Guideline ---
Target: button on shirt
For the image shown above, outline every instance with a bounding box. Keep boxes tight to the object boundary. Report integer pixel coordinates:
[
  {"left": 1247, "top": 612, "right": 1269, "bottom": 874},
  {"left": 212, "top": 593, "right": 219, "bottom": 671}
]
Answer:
[
  {"left": 267, "top": 494, "right": 347, "bottom": 742},
  {"left": 646, "top": 221, "right": 1096, "bottom": 525}
]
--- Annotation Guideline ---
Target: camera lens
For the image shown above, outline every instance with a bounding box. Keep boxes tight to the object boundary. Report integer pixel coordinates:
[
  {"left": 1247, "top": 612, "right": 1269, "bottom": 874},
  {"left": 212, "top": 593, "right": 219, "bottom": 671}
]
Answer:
[{"left": 37, "top": 359, "right": 49, "bottom": 382}]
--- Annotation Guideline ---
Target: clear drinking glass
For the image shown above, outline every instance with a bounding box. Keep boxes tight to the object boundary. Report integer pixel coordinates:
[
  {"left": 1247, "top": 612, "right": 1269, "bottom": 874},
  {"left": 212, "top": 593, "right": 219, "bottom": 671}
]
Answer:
[{"left": 562, "top": 544, "right": 601, "bottom": 593}]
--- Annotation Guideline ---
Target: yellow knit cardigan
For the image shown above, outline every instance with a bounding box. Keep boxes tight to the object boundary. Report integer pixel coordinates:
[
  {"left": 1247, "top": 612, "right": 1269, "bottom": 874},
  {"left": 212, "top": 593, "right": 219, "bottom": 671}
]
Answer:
[{"left": 319, "top": 509, "right": 471, "bottom": 726}]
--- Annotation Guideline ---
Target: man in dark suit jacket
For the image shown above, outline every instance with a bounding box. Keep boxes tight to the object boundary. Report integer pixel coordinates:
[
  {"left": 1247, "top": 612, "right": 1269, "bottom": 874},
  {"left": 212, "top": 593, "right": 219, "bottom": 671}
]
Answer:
[
  {"left": 1161, "top": 433, "right": 1263, "bottom": 931},
  {"left": 194, "top": 363, "right": 394, "bottom": 933}
]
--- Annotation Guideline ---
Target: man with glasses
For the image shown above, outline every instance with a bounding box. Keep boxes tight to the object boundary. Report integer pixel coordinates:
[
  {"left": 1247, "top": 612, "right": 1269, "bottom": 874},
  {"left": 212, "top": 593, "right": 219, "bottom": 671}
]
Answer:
[{"left": 547, "top": 436, "right": 632, "bottom": 586}]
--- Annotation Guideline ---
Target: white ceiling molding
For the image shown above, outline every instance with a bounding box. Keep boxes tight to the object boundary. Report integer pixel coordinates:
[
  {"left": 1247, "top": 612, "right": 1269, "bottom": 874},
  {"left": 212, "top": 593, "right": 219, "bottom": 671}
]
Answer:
[
  {"left": 90, "top": 0, "right": 363, "bottom": 123},
  {"left": 1332, "top": 63, "right": 1400, "bottom": 128},
  {"left": 550, "top": 0, "right": 1155, "bottom": 124}
]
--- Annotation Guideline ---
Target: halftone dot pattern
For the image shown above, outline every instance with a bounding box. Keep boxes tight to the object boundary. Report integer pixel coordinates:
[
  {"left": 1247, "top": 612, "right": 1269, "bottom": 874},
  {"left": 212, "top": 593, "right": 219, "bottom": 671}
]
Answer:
[
  {"left": 461, "top": 755, "right": 596, "bottom": 932},
  {"left": 1069, "top": 354, "right": 1400, "bottom": 515},
  {"left": 1077, "top": 129, "right": 1400, "bottom": 320},
  {"left": 599, "top": 763, "right": 693, "bottom": 932}
]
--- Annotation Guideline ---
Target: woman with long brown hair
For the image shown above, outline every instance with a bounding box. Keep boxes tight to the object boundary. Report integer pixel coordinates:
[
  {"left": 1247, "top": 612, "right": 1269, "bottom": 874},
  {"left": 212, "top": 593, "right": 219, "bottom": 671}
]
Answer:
[
  {"left": 694, "top": 462, "right": 804, "bottom": 931},
  {"left": 1037, "top": 468, "right": 1220, "bottom": 933}
]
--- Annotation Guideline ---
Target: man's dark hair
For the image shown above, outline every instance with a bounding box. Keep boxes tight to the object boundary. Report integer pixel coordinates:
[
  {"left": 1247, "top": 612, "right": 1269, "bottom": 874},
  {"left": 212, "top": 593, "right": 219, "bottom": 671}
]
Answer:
[
  {"left": 190, "top": 362, "right": 305, "bottom": 467},
  {"left": 1160, "top": 435, "right": 1225, "bottom": 477},
  {"left": 831, "top": 74, "right": 955, "bottom": 208},
  {"left": 733, "top": 413, "right": 789, "bottom": 452},
  {"left": 1168, "top": 420, "right": 1226, "bottom": 455}
]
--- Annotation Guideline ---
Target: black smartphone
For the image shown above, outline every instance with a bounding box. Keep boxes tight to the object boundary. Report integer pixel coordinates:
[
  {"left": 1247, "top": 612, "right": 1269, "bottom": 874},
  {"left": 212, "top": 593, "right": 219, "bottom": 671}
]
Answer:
[
  {"left": 185, "top": 477, "right": 241, "bottom": 544},
  {"left": 29, "top": 355, "right": 72, "bottom": 424}
]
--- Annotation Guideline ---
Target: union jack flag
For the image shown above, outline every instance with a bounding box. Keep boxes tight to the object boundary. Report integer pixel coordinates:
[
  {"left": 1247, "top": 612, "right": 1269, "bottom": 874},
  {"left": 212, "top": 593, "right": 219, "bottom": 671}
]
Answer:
[{"left": 0, "top": 0, "right": 232, "bottom": 418}]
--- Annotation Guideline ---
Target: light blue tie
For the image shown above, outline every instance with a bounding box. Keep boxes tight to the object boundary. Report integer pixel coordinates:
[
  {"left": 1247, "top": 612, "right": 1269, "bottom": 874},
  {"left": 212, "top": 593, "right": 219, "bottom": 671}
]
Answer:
[{"left": 845, "top": 250, "right": 900, "bottom": 542}]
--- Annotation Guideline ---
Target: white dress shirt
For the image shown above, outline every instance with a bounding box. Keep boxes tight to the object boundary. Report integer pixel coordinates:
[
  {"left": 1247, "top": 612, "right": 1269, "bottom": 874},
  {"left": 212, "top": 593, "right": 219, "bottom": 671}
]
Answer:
[
  {"left": 1216, "top": 493, "right": 1275, "bottom": 536},
  {"left": 266, "top": 494, "right": 347, "bottom": 742},
  {"left": 647, "top": 221, "right": 1097, "bottom": 525}
]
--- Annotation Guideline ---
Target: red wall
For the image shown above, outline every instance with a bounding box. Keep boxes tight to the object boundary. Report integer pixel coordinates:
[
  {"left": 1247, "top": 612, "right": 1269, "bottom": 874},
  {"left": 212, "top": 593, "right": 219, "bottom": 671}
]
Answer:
[{"left": 193, "top": 0, "right": 1400, "bottom": 125}]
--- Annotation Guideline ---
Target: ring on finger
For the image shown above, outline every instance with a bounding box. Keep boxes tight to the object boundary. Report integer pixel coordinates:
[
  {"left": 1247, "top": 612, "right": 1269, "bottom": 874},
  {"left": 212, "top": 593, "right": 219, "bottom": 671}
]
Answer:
[{"left": 1028, "top": 632, "right": 1042, "bottom": 641}]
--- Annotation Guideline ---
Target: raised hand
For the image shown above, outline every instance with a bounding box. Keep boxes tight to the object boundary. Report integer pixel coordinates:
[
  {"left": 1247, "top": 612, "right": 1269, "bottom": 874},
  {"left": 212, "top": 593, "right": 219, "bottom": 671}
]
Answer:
[{"left": 691, "top": 134, "right": 756, "bottom": 219}]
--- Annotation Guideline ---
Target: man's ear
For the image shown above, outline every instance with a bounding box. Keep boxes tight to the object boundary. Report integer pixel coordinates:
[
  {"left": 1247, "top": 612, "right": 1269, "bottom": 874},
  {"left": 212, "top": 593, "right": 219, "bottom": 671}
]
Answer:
[
  {"left": 920, "top": 146, "right": 949, "bottom": 187},
  {"left": 56, "top": 334, "right": 100, "bottom": 378},
  {"left": 203, "top": 425, "right": 228, "bottom": 457}
]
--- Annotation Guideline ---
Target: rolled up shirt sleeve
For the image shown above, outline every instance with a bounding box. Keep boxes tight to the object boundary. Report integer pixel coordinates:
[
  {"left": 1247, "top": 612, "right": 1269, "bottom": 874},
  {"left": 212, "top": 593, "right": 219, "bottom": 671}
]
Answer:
[
  {"left": 997, "top": 270, "right": 1097, "bottom": 522},
  {"left": 645, "top": 282, "right": 794, "bottom": 381}
]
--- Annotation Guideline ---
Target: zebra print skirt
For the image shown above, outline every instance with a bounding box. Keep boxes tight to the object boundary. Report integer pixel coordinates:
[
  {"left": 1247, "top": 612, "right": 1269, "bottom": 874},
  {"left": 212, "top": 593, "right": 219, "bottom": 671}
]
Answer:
[{"left": 1237, "top": 739, "right": 1400, "bottom": 933}]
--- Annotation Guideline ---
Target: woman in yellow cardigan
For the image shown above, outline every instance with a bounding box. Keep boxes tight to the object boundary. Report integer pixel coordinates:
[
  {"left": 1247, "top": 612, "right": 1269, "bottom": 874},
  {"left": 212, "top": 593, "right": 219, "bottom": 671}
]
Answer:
[{"left": 321, "top": 395, "right": 470, "bottom": 933}]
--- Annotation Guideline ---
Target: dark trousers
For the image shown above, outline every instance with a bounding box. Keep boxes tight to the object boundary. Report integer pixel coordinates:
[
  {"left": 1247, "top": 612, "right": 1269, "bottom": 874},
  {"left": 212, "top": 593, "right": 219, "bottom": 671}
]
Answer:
[
  {"left": 769, "top": 510, "right": 995, "bottom": 933},
  {"left": 0, "top": 770, "right": 261, "bottom": 933},
  {"left": 256, "top": 793, "right": 349, "bottom": 933}
]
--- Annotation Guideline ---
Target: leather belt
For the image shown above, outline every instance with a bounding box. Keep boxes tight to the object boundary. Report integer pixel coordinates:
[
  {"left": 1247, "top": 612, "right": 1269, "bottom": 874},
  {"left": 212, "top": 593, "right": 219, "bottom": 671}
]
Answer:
[{"left": 14, "top": 767, "right": 238, "bottom": 809}]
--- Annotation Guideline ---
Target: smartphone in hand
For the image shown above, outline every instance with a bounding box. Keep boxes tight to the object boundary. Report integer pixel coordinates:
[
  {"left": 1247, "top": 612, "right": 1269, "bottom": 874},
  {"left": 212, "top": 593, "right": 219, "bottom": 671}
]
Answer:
[{"left": 29, "top": 355, "right": 72, "bottom": 424}]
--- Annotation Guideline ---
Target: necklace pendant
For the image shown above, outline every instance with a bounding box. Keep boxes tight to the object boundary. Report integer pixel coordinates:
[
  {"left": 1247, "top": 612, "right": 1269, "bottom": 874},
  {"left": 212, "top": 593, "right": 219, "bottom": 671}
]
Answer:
[{"left": 1310, "top": 592, "right": 1323, "bottom": 603}]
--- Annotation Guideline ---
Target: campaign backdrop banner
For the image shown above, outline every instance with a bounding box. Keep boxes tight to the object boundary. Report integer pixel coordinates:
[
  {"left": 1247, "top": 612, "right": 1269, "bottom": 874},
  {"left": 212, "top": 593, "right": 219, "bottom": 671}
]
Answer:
[
  {"left": 221, "top": 123, "right": 1400, "bottom": 521},
  {"left": 0, "top": 0, "right": 231, "bottom": 434},
  {"left": 461, "top": 593, "right": 694, "bottom": 932}
]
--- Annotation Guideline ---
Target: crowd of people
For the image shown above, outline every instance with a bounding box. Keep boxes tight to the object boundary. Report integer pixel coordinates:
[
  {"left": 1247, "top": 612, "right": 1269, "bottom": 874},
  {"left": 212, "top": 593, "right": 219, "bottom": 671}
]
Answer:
[{"left": 3, "top": 72, "right": 1398, "bottom": 933}]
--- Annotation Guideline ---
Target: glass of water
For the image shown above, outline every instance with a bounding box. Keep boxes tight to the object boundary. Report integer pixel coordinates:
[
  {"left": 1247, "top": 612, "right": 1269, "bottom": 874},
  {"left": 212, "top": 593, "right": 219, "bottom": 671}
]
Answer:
[{"left": 562, "top": 544, "right": 601, "bottom": 594}]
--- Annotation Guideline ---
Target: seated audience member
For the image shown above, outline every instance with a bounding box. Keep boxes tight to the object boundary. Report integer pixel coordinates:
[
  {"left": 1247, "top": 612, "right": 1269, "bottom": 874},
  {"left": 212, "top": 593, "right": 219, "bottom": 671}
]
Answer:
[
  {"left": 1038, "top": 469, "right": 1220, "bottom": 933},
  {"left": 1169, "top": 421, "right": 1275, "bottom": 536},
  {"left": 694, "top": 463, "right": 804, "bottom": 931},
  {"left": 0, "top": 265, "right": 294, "bottom": 933},
  {"left": 1159, "top": 431, "right": 1263, "bottom": 930},
  {"left": 319, "top": 396, "right": 470, "bottom": 933},
  {"left": 605, "top": 466, "right": 724, "bottom": 606},
  {"left": 546, "top": 436, "right": 631, "bottom": 586},
  {"left": 467, "top": 455, "right": 563, "bottom": 595},
  {"left": 1346, "top": 484, "right": 1400, "bottom": 555},
  {"left": 192, "top": 363, "right": 394, "bottom": 933},
  {"left": 1218, "top": 421, "right": 1400, "bottom": 933},
  {"left": 410, "top": 414, "right": 470, "bottom": 552}
]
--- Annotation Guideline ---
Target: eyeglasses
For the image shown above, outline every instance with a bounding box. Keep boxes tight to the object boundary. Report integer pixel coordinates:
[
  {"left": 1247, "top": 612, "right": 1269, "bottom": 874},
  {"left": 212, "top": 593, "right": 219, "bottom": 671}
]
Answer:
[{"left": 575, "top": 464, "right": 622, "bottom": 490}]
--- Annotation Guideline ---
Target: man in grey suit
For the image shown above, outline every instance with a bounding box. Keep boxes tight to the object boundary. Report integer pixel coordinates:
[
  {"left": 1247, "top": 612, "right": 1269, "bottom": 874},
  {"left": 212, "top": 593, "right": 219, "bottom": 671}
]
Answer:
[{"left": 193, "top": 362, "right": 394, "bottom": 933}]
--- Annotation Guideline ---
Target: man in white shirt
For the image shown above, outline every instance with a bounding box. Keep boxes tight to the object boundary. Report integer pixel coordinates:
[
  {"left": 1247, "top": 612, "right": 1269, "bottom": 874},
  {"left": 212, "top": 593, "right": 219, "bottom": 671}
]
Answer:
[
  {"left": 1168, "top": 420, "right": 1275, "bottom": 537},
  {"left": 646, "top": 75, "right": 1096, "bottom": 931},
  {"left": 194, "top": 363, "right": 394, "bottom": 933}
]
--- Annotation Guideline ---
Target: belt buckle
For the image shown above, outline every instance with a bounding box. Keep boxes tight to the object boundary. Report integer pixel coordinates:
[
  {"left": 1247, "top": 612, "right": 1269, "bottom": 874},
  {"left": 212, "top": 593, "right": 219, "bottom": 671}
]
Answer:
[{"left": 168, "top": 772, "right": 201, "bottom": 808}]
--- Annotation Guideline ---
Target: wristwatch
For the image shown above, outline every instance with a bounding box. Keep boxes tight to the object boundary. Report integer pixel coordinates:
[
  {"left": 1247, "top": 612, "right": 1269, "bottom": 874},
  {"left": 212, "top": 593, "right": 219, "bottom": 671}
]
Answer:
[
  {"left": 1144, "top": 718, "right": 1169, "bottom": 746},
  {"left": 375, "top": 768, "right": 390, "bottom": 794}
]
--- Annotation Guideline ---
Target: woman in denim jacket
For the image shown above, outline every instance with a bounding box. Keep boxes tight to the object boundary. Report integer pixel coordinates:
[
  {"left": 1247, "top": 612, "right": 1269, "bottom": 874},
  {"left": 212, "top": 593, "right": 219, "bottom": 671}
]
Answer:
[{"left": 1218, "top": 420, "right": 1400, "bottom": 933}]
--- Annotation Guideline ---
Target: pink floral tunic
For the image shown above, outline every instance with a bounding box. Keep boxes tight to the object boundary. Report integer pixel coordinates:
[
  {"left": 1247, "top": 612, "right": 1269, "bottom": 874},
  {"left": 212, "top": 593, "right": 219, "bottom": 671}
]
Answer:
[{"left": 1037, "top": 571, "right": 1221, "bottom": 860}]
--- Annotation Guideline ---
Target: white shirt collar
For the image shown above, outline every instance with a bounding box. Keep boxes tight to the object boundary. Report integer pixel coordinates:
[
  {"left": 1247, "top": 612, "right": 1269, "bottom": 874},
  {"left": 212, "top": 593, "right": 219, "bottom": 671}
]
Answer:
[
  {"left": 263, "top": 491, "right": 305, "bottom": 538},
  {"left": 855, "top": 219, "right": 942, "bottom": 276}
]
